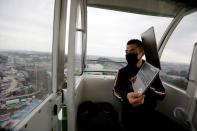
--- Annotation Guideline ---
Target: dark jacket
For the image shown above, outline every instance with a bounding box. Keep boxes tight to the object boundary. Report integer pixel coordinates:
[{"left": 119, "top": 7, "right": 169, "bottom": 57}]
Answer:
[{"left": 113, "top": 60, "right": 166, "bottom": 111}]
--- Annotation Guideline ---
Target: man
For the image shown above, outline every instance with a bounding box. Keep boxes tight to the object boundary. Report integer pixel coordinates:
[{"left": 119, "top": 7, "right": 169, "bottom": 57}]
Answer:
[{"left": 113, "top": 39, "right": 166, "bottom": 131}]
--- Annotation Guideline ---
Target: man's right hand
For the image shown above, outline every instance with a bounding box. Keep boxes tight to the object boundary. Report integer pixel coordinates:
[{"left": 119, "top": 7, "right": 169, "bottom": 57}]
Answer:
[{"left": 127, "top": 92, "right": 145, "bottom": 107}]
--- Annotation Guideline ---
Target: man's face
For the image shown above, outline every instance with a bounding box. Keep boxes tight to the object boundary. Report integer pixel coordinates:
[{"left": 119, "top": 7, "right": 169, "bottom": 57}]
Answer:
[{"left": 125, "top": 44, "right": 144, "bottom": 60}]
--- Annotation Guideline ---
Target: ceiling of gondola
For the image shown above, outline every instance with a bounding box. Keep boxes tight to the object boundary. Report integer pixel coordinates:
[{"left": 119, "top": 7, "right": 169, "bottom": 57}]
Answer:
[{"left": 87, "top": 0, "right": 197, "bottom": 17}]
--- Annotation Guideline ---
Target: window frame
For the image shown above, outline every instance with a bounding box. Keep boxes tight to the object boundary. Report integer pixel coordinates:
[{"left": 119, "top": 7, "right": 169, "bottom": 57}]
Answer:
[
  {"left": 0, "top": 0, "right": 57, "bottom": 130},
  {"left": 74, "top": 1, "right": 85, "bottom": 76},
  {"left": 159, "top": 10, "right": 197, "bottom": 91},
  {"left": 85, "top": 6, "right": 173, "bottom": 74}
]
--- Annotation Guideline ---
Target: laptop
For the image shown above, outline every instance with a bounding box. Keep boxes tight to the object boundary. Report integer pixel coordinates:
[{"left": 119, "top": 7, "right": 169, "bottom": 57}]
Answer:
[
  {"left": 141, "top": 26, "right": 161, "bottom": 69},
  {"left": 132, "top": 61, "right": 160, "bottom": 94}
]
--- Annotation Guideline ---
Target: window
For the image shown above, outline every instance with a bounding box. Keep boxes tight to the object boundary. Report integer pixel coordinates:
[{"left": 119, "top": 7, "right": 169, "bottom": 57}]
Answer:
[
  {"left": 75, "top": 31, "right": 83, "bottom": 75},
  {"left": 86, "top": 7, "right": 173, "bottom": 74},
  {"left": 0, "top": 0, "right": 54, "bottom": 129},
  {"left": 75, "top": 3, "right": 83, "bottom": 75},
  {"left": 160, "top": 11, "right": 197, "bottom": 90}
]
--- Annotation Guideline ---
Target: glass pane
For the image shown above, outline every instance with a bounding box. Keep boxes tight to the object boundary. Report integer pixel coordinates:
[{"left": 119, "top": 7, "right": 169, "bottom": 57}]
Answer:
[
  {"left": 75, "top": 31, "right": 82, "bottom": 75},
  {"left": 76, "top": 3, "right": 82, "bottom": 29},
  {"left": 0, "top": 0, "right": 54, "bottom": 129},
  {"left": 86, "top": 7, "right": 173, "bottom": 74},
  {"left": 75, "top": 4, "right": 83, "bottom": 76},
  {"left": 64, "top": 41, "right": 68, "bottom": 88},
  {"left": 160, "top": 12, "right": 197, "bottom": 90}
]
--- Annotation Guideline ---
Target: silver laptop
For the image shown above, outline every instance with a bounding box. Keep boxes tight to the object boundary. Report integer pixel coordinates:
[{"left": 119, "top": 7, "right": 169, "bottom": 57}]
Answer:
[
  {"left": 141, "top": 27, "right": 161, "bottom": 69},
  {"left": 132, "top": 61, "right": 160, "bottom": 94}
]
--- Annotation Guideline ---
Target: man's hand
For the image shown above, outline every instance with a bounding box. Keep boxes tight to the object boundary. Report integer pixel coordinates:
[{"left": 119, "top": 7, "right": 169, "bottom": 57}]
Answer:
[{"left": 127, "top": 92, "right": 145, "bottom": 107}]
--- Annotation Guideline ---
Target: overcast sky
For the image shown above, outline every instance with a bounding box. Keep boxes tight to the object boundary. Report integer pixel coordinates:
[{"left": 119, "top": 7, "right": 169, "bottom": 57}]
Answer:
[
  {"left": 87, "top": 7, "right": 172, "bottom": 58},
  {"left": 0, "top": 0, "right": 54, "bottom": 52},
  {"left": 0, "top": 1, "right": 197, "bottom": 63}
]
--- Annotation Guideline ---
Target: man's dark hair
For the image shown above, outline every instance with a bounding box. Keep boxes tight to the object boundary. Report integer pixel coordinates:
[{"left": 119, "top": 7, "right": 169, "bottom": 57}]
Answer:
[{"left": 127, "top": 39, "right": 143, "bottom": 48}]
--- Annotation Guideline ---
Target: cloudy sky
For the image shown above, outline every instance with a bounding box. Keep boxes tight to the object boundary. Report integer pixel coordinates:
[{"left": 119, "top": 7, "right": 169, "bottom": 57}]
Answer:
[
  {"left": 0, "top": 1, "right": 197, "bottom": 63},
  {"left": 0, "top": 0, "right": 54, "bottom": 52},
  {"left": 87, "top": 7, "right": 172, "bottom": 58},
  {"left": 86, "top": 7, "right": 197, "bottom": 64}
]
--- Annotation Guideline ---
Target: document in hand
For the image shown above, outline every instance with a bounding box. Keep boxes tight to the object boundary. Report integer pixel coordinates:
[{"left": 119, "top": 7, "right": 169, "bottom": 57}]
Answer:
[{"left": 132, "top": 61, "right": 160, "bottom": 94}]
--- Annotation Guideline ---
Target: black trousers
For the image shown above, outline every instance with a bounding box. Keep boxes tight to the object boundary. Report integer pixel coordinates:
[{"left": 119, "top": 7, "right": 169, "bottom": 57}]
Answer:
[{"left": 121, "top": 107, "right": 154, "bottom": 131}]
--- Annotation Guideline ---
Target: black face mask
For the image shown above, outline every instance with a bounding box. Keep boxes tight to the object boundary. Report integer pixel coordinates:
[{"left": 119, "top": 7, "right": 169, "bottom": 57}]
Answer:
[{"left": 126, "top": 53, "right": 138, "bottom": 66}]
